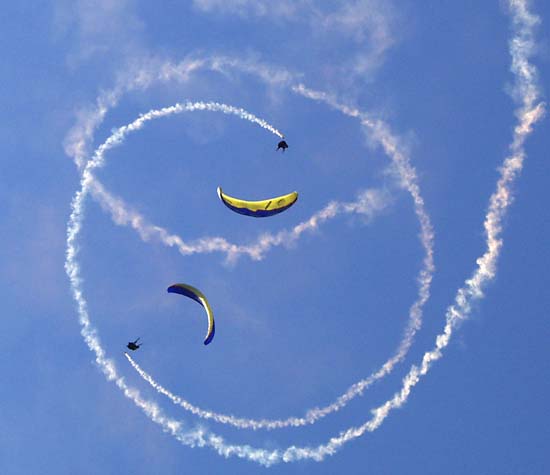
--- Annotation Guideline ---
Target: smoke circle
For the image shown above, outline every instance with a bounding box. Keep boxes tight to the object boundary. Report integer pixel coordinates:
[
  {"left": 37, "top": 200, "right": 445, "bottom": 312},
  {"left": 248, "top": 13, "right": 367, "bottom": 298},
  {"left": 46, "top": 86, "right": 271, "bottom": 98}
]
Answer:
[{"left": 65, "top": 61, "right": 435, "bottom": 464}]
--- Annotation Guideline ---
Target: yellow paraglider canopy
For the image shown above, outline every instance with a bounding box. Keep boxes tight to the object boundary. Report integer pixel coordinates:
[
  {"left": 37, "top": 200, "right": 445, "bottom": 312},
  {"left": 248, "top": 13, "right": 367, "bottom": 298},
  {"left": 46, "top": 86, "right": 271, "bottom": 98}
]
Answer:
[
  {"left": 167, "top": 283, "right": 215, "bottom": 345},
  {"left": 217, "top": 187, "right": 298, "bottom": 218}
]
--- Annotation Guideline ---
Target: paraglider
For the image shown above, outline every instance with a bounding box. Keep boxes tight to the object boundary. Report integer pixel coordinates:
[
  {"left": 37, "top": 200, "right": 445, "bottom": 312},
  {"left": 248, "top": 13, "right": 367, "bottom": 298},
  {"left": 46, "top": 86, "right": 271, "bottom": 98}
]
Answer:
[
  {"left": 217, "top": 186, "right": 298, "bottom": 218},
  {"left": 276, "top": 140, "right": 288, "bottom": 152},
  {"left": 167, "top": 283, "right": 215, "bottom": 345},
  {"left": 127, "top": 338, "right": 141, "bottom": 351}
]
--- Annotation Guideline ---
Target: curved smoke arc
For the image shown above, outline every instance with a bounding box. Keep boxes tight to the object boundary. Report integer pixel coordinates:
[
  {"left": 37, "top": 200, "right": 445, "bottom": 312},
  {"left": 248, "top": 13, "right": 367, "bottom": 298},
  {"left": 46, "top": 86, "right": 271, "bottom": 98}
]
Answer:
[{"left": 64, "top": 0, "right": 543, "bottom": 465}]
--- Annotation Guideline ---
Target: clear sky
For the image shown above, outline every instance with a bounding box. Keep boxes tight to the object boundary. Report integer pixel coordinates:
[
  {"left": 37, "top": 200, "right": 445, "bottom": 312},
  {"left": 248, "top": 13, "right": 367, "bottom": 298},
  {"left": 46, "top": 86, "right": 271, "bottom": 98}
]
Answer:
[{"left": 1, "top": 1, "right": 549, "bottom": 474}]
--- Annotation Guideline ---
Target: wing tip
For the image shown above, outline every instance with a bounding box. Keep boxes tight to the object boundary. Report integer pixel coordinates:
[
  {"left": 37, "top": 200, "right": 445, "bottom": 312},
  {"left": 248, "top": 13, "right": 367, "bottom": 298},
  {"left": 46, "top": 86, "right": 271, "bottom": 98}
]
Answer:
[
  {"left": 203, "top": 337, "right": 214, "bottom": 346},
  {"left": 167, "top": 283, "right": 183, "bottom": 294},
  {"left": 204, "top": 326, "right": 215, "bottom": 346}
]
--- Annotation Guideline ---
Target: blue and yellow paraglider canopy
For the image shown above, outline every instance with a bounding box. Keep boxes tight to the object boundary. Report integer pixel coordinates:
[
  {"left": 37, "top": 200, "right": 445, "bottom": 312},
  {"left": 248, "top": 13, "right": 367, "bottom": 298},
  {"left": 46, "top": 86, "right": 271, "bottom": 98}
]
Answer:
[
  {"left": 167, "top": 283, "right": 215, "bottom": 345},
  {"left": 217, "top": 186, "right": 298, "bottom": 218}
]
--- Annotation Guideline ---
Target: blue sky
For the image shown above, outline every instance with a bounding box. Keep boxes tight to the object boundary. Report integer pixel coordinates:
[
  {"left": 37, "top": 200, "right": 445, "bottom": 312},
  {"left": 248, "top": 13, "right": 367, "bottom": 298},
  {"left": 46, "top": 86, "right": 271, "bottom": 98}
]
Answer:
[{"left": 1, "top": 1, "right": 549, "bottom": 473}]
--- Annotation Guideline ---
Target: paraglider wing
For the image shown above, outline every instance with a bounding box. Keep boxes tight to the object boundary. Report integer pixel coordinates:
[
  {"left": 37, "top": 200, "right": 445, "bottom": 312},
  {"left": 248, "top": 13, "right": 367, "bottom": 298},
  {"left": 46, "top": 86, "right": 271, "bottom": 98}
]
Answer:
[
  {"left": 167, "top": 284, "right": 215, "bottom": 345},
  {"left": 217, "top": 186, "right": 298, "bottom": 218}
]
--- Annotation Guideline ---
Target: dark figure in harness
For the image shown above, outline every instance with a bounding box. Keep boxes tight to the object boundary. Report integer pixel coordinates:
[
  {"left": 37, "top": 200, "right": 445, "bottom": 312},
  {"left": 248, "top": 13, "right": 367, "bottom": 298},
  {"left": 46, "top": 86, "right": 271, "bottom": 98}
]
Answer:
[
  {"left": 276, "top": 140, "right": 288, "bottom": 152},
  {"left": 127, "top": 338, "right": 141, "bottom": 351}
]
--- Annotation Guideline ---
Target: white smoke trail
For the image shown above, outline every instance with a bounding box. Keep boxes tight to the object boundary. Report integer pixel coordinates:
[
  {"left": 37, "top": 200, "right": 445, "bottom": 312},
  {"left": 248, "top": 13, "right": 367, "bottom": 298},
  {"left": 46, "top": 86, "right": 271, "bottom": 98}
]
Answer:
[
  {"left": 86, "top": 98, "right": 430, "bottom": 429},
  {"left": 72, "top": 101, "right": 285, "bottom": 207},
  {"left": 288, "top": 83, "right": 436, "bottom": 415},
  {"left": 63, "top": 37, "right": 435, "bottom": 423},
  {"left": 77, "top": 77, "right": 433, "bottom": 428},
  {"left": 67, "top": 70, "right": 434, "bottom": 432},
  {"left": 85, "top": 103, "right": 390, "bottom": 264},
  {"left": 66, "top": 91, "right": 432, "bottom": 451},
  {"left": 63, "top": 55, "right": 301, "bottom": 174},
  {"left": 64, "top": 57, "right": 218, "bottom": 171},
  {"left": 67, "top": 58, "right": 434, "bottom": 426},
  {"left": 91, "top": 178, "right": 389, "bottom": 263},
  {"left": 119, "top": 87, "right": 435, "bottom": 431},
  {"left": 65, "top": 0, "right": 543, "bottom": 465},
  {"left": 64, "top": 91, "right": 433, "bottom": 449}
]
